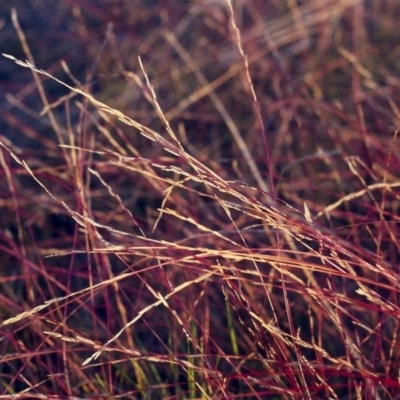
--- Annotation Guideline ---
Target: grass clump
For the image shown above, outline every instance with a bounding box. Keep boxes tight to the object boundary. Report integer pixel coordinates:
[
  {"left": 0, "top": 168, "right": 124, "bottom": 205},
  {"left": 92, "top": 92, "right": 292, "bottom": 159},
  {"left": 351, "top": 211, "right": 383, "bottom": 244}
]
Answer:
[{"left": 1, "top": 0, "right": 400, "bottom": 398}]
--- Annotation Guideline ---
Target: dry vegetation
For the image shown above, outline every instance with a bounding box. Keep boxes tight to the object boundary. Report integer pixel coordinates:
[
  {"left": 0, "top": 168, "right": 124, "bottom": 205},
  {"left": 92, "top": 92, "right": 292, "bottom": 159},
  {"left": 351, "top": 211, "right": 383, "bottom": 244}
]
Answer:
[{"left": 1, "top": 0, "right": 400, "bottom": 398}]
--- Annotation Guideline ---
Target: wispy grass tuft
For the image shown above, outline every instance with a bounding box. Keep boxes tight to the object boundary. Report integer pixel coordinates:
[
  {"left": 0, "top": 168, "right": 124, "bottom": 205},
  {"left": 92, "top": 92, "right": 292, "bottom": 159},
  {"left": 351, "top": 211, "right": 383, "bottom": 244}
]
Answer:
[{"left": 1, "top": 1, "right": 400, "bottom": 399}]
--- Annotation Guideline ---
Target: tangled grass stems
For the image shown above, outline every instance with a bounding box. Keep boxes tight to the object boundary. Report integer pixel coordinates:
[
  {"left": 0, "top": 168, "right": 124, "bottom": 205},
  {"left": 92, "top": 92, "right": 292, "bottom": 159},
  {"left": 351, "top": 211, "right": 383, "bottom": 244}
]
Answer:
[{"left": 1, "top": 1, "right": 400, "bottom": 399}]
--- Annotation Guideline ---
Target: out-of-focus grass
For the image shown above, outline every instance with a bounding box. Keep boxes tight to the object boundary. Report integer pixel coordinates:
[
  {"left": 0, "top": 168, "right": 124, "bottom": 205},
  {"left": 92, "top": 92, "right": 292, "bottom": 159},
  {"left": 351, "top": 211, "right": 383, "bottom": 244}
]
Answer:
[{"left": 1, "top": 0, "right": 400, "bottom": 398}]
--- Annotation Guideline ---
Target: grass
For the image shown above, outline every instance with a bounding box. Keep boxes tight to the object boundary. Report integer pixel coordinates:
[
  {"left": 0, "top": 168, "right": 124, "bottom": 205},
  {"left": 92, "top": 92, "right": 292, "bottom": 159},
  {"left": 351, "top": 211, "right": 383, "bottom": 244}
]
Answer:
[{"left": 1, "top": 0, "right": 400, "bottom": 398}]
